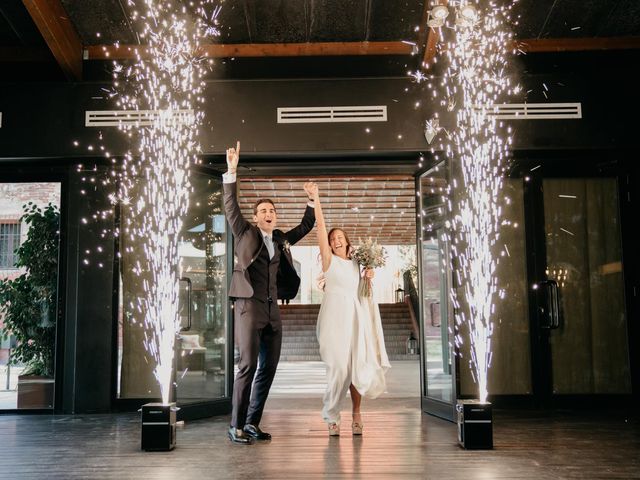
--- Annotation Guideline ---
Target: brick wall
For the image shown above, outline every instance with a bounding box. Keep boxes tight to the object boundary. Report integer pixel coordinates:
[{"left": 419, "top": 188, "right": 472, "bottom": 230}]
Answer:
[{"left": 0, "top": 183, "right": 61, "bottom": 220}]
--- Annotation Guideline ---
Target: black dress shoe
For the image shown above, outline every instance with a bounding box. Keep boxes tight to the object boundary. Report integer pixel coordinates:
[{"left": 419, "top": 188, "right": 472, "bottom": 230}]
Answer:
[
  {"left": 243, "top": 424, "right": 272, "bottom": 440},
  {"left": 228, "top": 426, "right": 254, "bottom": 444}
]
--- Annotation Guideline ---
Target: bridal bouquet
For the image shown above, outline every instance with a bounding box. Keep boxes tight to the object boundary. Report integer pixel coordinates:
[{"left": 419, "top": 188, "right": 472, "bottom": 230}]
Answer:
[{"left": 351, "top": 238, "right": 387, "bottom": 298}]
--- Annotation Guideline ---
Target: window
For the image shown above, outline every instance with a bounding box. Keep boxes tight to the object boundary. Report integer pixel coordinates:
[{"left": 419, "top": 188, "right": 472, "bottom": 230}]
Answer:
[{"left": 0, "top": 222, "right": 21, "bottom": 268}]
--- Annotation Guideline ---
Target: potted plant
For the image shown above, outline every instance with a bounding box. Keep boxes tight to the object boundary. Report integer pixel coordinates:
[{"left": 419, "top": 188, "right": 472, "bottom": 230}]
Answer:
[{"left": 0, "top": 202, "right": 60, "bottom": 409}]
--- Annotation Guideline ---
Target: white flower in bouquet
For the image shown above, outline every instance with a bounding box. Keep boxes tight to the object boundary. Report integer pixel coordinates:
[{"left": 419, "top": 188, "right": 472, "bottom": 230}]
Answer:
[{"left": 351, "top": 238, "right": 387, "bottom": 298}]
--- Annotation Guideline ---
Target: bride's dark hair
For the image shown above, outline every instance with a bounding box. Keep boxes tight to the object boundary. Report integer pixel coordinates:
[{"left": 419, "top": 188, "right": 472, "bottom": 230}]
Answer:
[{"left": 328, "top": 228, "right": 353, "bottom": 257}]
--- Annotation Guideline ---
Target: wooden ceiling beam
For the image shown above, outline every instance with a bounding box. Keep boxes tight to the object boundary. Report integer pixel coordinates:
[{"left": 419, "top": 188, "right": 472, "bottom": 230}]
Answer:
[
  {"left": 84, "top": 41, "right": 415, "bottom": 60},
  {"left": 421, "top": 0, "right": 448, "bottom": 70},
  {"left": 418, "top": 34, "right": 640, "bottom": 72},
  {"left": 516, "top": 36, "right": 640, "bottom": 52},
  {"left": 84, "top": 35, "right": 640, "bottom": 64},
  {"left": 423, "top": 27, "right": 440, "bottom": 68},
  {"left": 21, "top": 0, "right": 83, "bottom": 80}
]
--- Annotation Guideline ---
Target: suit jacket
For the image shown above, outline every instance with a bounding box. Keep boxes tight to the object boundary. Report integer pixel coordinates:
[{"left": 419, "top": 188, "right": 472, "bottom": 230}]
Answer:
[{"left": 223, "top": 181, "right": 315, "bottom": 300}]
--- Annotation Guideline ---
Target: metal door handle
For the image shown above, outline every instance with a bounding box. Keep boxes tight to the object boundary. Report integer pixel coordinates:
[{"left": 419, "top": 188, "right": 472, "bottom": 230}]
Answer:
[
  {"left": 429, "top": 301, "right": 440, "bottom": 327},
  {"left": 179, "top": 277, "right": 192, "bottom": 332},
  {"left": 549, "top": 280, "right": 560, "bottom": 329},
  {"left": 538, "top": 279, "right": 560, "bottom": 329}
]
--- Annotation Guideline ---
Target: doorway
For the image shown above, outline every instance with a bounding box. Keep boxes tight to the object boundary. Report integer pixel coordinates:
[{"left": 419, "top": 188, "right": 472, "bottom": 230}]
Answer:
[
  {"left": 418, "top": 157, "right": 634, "bottom": 418},
  {"left": 116, "top": 168, "right": 233, "bottom": 419},
  {"left": 230, "top": 174, "right": 422, "bottom": 407},
  {"left": 524, "top": 173, "right": 632, "bottom": 402}
]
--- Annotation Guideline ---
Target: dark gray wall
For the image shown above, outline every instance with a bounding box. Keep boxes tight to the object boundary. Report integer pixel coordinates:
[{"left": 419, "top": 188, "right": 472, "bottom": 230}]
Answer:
[
  {"left": 61, "top": 167, "right": 115, "bottom": 413},
  {"left": 1, "top": 73, "right": 636, "bottom": 160}
]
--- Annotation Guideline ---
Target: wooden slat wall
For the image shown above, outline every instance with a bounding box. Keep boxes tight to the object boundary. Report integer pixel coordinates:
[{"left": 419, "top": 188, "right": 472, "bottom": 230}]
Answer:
[{"left": 238, "top": 176, "right": 417, "bottom": 246}]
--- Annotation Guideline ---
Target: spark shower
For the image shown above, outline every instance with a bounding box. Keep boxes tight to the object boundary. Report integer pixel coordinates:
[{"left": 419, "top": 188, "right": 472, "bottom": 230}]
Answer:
[
  {"left": 108, "top": 0, "right": 220, "bottom": 404},
  {"left": 421, "top": 0, "right": 518, "bottom": 402}
]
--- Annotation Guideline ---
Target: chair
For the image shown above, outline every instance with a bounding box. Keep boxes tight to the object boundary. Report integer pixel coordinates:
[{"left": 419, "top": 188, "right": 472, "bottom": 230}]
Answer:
[{"left": 178, "top": 334, "right": 207, "bottom": 373}]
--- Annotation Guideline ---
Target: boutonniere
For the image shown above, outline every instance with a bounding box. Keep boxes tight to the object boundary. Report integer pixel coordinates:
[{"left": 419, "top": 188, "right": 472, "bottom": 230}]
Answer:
[{"left": 282, "top": 240, "right": 291, "bottom": 254}]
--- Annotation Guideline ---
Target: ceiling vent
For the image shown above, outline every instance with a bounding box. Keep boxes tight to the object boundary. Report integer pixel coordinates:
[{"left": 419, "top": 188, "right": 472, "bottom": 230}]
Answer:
[
  {"left": 85, "top": 109, "right": 195, "bottom": 127},
  {"left": 472, "top": 102, "right": 582, "bottom": 120},
  {"left": 277, "top": 105, "right": 387, "bottom": 124}
]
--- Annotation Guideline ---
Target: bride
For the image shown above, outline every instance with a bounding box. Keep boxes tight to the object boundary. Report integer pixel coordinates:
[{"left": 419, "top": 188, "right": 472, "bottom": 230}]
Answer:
[{"left": 308, "top": 182, "right": 390, "bottom": 436}]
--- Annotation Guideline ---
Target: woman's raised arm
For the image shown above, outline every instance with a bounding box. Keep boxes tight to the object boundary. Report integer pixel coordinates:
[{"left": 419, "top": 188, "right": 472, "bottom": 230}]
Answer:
[{"left": 306, "top": 182, "right": 332, "bottom": 272}]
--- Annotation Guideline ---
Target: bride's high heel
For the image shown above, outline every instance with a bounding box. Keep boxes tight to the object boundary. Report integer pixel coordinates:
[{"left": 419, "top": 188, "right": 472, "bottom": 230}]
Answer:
[
  {"left": 328, "top": 423, "right": 340, "bottom": 436},
  {"left": 352, "top": 414, "right": 363, "bottom": 435}
]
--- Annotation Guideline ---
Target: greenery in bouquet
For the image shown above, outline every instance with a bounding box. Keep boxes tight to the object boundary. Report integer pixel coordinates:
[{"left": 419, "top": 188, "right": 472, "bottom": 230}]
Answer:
[{"left": 351, "top": 238, "right": 387, "bottom": 298}]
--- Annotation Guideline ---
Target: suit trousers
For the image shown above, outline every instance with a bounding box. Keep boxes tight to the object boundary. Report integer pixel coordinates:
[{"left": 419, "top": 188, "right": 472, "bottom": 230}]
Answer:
[{"left": 231, "top": 298, "right": 282, "bottom": 428}]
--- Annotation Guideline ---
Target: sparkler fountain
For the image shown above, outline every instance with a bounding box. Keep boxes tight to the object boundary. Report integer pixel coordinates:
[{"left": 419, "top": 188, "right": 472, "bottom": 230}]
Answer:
[
  {"left": 102, "top": 0, "right": 220, "bottom": 450},
  {"left": 417, "top": 0, "right": 519, "bottom": 448}
]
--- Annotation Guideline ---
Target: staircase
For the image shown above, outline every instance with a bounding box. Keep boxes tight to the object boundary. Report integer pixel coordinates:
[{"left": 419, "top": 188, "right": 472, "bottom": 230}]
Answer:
[{"left": 279, "top": 303, "right": 419, "bottom": 361}]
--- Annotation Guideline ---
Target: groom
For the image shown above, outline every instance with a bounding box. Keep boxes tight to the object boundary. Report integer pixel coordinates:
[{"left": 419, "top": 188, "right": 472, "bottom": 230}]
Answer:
[{"left": 223, "top": 141, "right": 316, "bottom": 444}]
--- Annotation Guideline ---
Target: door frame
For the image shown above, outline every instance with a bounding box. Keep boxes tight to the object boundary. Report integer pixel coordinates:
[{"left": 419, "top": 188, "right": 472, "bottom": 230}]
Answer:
[
  {"left": 415, "top": 164, "right": 458, "bottom": 422},
  {"left": 413, "top": 150, "right": 638, "bottom": 413},
  {"left": 176, "top": 167, "right": 235, "bottom": 420},
  {"left": 0, "top": 164, "right": 68, "bottom": 414},
  {"left": 513, "top": 151, "right": 638, "bottom": 407},
  {"left": 111, "top": 164, "right": 234, "bottom": 420}
]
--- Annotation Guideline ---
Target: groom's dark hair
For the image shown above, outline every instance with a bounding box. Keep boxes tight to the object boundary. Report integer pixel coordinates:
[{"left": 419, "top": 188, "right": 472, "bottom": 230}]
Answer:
[{"left": 253, "top": 198, "right": 276, "bottom": 215}]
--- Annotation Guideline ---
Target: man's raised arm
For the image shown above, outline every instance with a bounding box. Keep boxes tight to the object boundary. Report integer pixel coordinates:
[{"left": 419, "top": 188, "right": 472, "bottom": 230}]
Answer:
[{"left": 222, "top": 141, "right": 250, "bottom": 237}]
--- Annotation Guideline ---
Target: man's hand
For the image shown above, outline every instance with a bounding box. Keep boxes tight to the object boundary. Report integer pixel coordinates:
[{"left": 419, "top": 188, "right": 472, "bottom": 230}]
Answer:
[
  {"left": 364, "top": 268, "right": 375, "bottom": 279},
  {"left": 304, "top": 181, "right": 318, "bottom": 201},
  {"left": 226, "top": 141, "right": 240, "bottom": 173}
]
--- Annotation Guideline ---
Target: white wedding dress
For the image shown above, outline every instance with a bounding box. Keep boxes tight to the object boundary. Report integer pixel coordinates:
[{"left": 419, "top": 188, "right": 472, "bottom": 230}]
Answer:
[{"left": 316, "top": 254, "right": 391, "bottom": 424}]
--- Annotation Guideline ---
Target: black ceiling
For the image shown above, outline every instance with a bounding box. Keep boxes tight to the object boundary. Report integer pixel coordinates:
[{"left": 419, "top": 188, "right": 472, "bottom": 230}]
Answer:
[
  {"left": 56, "top": 0, "right": 429, "bottom": 46},
  {"left": 1, "top": 0, "right": 640, "bottom": 82},
  {"left": 0, "top": 1, "right": 45, "bottom": 47},
  {"left": 515, "top": 0, "right": 640, "bottom": 38}
]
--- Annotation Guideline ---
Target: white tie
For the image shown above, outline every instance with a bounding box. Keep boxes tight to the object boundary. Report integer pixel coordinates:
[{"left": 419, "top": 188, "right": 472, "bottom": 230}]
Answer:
[{"left": 264, "top": 235, "right": 274, "bottom": 259}]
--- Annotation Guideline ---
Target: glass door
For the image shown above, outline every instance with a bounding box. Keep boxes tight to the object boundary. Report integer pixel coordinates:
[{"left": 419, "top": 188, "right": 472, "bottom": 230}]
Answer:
[
  {"left": 418, "top": 164, "right": 457, "bottom": 421},
  {"left": 529, "top": 177, "right": 631, "bottom": 400},
  {"left": 0, "top": 182, "right": 62, "bottom": 411},
  {"left": 418, "top": 165, "right": 533, "bottom": 418},
  {"left": 175, "top": 171, "right": 231, "bottom": 417},
  {"left": 117, "top": 169, "right": 231, "bottom": 419},
  {"left": 417, "top": 160, "right": 632, "bottom": 410}
]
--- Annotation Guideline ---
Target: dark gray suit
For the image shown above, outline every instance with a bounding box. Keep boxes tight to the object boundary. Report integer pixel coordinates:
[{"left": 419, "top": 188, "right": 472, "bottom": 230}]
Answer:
[{"left": 223, "top": 181, "right": 315, "bottom": 428}]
